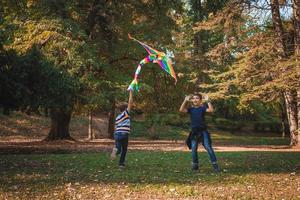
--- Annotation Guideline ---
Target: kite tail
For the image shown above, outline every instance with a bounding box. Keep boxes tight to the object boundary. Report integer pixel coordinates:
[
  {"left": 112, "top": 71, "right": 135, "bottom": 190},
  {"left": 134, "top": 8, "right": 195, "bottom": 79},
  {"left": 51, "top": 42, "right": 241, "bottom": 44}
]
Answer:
[
  {"left": 127, "top": 56, "right": 151, "bottom": 91},
  {"left": 127, "top": 78, "right": 139, "bottom": 91}
]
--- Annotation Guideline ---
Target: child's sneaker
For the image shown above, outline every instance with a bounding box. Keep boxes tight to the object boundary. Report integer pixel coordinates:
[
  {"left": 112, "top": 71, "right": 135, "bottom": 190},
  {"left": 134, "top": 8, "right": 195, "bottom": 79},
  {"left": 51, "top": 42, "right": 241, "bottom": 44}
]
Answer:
[
  {"left": 192, "top": 163, "right": 199, "bottom": 171},
  {"left": 212, "top": 163, "right": 221, "bottom": 174},
  {"left": 192, "top": 167, "right": 199, "bottom": 172},
  {"left": 119, "top": 164, "right": 125, "bottom": 169},
  {"left": 110, "top": 148, "right": 117, "bottom": 160}
]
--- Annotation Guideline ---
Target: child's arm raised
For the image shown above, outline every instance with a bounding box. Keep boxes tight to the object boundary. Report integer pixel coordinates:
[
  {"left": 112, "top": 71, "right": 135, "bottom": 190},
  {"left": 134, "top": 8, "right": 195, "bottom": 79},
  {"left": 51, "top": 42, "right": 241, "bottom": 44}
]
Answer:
[
  {"left": 206, "top": 102, "right": 214, "bottom": 113},
  {"left": 179, "top": 95, "right": 190, "bottom": 113},
  {"left": 127, "top": 90, "right": 133, "bottom": 112},
  {"left": 203, "top": 94, "right": 214, "bottom": 113}
]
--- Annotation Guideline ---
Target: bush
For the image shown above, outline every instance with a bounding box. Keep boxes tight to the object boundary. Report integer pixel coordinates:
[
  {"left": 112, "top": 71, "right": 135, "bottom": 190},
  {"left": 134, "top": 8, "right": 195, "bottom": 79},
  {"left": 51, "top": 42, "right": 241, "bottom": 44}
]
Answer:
[
  {"left": 142, "top": 113, "right": 188, "bottom": 139},
  {"left": 214, "top": 118, "right": 244, "bottom": 131},
  {"left": 253, "top": 121, "right": 282, "bottom": 133},
  {"left": 145, "top": 113, "right": 189, "bottom": 129},
  {"left": 162, "top": 113, "right": 189, "bottom": 128}
]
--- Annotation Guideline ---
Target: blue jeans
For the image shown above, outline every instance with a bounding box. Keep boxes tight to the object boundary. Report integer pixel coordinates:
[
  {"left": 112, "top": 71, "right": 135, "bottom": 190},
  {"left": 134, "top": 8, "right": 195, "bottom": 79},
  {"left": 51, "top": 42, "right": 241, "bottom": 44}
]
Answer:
[
  {"left": 191, "top": 129, "right": 217, "bottom": 167},
  {"left": 115, "top": 134, "right": 128, "bottom": 166}
]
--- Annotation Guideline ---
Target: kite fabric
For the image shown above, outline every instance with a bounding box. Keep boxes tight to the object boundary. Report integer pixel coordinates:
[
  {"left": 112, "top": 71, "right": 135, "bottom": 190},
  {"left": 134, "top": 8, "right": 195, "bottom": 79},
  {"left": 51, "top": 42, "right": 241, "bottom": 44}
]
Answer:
[{"left": 127, "top": 34, "right": 177, "bottom": 91}]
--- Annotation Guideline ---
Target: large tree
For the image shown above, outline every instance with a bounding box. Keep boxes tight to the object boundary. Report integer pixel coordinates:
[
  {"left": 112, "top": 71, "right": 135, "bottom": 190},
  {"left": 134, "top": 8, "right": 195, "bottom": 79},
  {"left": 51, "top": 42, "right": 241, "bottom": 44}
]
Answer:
[
  {"left": 270, "top": 0, "right": 298, "bottom": 146},
  {"left": 292, "top": 0, "right": 300, "bottom": 146},
  {"left": 0, "top": 0, "right": 184, "bottom": 140},
  {"left": 0, "top": 0, "right": 101, "bottom": 140},
  {"left": 191, "top": 0, "right": 300, "bottom": 146}
]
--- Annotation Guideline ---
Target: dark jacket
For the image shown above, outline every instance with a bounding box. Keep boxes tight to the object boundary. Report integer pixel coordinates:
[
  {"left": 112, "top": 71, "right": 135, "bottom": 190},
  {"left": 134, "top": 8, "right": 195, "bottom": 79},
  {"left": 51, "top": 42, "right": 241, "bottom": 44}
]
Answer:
[{"left": 185, "top": 127, "right": 206, "bottom": 149}]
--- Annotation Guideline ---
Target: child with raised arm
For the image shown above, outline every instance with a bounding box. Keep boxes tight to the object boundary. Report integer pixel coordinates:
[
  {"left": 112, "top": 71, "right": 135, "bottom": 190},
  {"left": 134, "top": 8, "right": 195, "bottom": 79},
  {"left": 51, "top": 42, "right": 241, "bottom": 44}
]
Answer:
[
  {"left": 110, "top": 90, "right": 133, "bottom": 168},
  {"left": 179, "top": 93, "right": 220, "bottom": 173}
]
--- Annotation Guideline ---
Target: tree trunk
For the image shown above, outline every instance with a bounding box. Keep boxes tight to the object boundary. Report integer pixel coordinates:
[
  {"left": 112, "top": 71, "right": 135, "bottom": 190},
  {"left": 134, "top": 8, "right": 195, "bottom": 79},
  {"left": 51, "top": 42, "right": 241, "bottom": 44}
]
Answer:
[
  {"left": 284, "top": 91, "right": 298, "bottom": 145},
  {"left": 87, "top": 0, "right": 105, "bottom": 39},
  {"left": 107, "top": 98, "right": 115, "bottom": 139},
  {"left": 271, "top": 0, "right": 299, "bottom": 146},
  {"left": 271, "top": 0, "right": 288, "bottom": 56},
  {"left": 88, "top": 111, "right": 94, "bottom": 140},
  {"left": 151, "top": 68, "right": 160, "bottom": 105},
  {"left": 194, "top": 32, "right": 204, "bottom": 56},
  {"left": 293, "top": 0, "right": 300, "bottom": 146},
  {"left": 293, "top": 0, "right": 300, "bottom": 55},
  {"left": 192, "top": 0, "right": 205, "bottom": 91},
  {"left": 280, "top": 101, "right": 287, "bottom": 138},
  {"left": 45, "top": 108, "right": 73, "bottom": 140},
  {"left": 297, "top": 90, "right": 300, "bottom": 145},
  {"left": 102, "top": 0, "right": 116, "bottom": 139},
  {"left": 193, "top": 0, "right": 203, "bottom": 55}
]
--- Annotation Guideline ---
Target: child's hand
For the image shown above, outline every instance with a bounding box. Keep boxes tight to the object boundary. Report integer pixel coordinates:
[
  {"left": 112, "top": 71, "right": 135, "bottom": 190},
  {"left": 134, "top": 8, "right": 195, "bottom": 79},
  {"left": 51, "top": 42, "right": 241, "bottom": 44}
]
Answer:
[
  {"left": 203, "top": 94, "right": 209, "bottom": 102},
  {"left": 184, "top": 95, "right": 191, "bottom": 102}
]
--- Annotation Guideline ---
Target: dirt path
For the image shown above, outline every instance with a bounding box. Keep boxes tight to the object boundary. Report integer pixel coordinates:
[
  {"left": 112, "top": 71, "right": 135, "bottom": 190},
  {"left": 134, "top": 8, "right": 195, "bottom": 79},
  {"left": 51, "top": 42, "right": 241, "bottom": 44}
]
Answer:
[{"left": 0, "top": 139, "right": 299, "bottom": 154}]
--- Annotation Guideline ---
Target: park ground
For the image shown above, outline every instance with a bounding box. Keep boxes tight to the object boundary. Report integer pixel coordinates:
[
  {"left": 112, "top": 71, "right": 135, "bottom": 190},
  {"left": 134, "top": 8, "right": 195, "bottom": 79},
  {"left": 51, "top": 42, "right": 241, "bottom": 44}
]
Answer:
[{"left": 0, "top": 112, "right": 300, "bottom": 200}]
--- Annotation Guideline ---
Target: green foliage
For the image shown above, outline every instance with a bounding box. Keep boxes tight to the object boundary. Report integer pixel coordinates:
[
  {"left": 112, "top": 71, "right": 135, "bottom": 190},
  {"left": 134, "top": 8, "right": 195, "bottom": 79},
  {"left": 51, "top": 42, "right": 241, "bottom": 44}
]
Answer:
[
  {"left": 0, "top": 0, "right": 293, "bottom": 132},
  {"left": 0, "top": 43, "right": 81, "bottom": 112},
  {"left": 182, "top": 0, "right": 299, "bottom": 127},
  {"left": 213, "top": 117, "right": 283, "bottom": 133},
  {"left": 214, "top": 118, "right": 244, "bottom": 131},
  {"left": 161, "top": 113, "right": 189, "bottom": 127},
  {"left": 140, "top": 112, "right": 188, "bottom": 139},
  {"left": 253, "top": 121, "right": 282, "bottom": 133},
  {"left": 0, "top": 0, "right": 186, "bottom": 116}
]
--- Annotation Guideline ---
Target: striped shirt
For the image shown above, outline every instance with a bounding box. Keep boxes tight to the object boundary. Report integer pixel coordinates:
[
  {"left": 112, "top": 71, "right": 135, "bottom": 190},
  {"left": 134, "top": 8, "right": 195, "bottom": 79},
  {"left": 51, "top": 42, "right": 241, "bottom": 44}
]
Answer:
[{"left": 115, "top": 109, "right": 130, "bottom": 135}]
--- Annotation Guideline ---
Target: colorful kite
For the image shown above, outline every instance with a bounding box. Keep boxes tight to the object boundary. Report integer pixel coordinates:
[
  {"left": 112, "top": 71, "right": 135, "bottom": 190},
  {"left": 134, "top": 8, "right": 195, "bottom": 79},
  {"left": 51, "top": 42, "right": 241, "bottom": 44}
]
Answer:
[{"left": 127, "top": 34, "right": 177, "bottom": 91}]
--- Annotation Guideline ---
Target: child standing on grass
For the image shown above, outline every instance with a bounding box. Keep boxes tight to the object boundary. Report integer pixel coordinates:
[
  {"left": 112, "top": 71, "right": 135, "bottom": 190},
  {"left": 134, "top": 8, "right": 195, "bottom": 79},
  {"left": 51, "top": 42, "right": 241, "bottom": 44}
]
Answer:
[
  {"left": 111, "top": 90, "right": 133, "bottom": 168},
  {"left": 179, "top": 93, "right": 220, "bottom": 173}
]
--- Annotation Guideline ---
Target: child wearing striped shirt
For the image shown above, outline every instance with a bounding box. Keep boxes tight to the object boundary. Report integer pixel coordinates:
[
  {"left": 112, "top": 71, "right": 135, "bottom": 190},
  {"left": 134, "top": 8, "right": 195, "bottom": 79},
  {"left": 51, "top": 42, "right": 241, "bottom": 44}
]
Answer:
[{"left": 111, "top": 90, "right": 133, "bottom": 168}]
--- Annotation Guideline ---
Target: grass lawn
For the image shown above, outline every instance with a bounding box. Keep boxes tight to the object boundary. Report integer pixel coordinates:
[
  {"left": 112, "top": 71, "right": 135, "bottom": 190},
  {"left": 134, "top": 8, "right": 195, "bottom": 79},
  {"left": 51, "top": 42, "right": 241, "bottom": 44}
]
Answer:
[
  {"left": 0, "top": 112, "right": 297, "bottom": 199},
  {"left": 1, "top": 151, "right": 299, "bottom": 199}
]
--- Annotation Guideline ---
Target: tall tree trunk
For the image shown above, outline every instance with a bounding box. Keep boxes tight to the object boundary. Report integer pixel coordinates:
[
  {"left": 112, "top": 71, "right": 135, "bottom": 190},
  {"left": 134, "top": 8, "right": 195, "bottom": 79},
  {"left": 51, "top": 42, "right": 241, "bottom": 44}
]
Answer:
[
  {"left": 292, "top": 0, "right": 300, "bottom": 146},
  {"left": 297, "top": 91, "right": 300, "bottom": 145},
  {"left": 293, "top": 0, "right": 300, "bottom": 55},
  {"left": 271, "top": 0, "right": 287, "bottom": 56},
  {"left": 284, "top": 91, "right": 298, "bottom": 145},
  {"left": 192, "top": 0, "right": 205, "bottom": 91},
  {"left": 193, "top": 0, "right": 204, "bottom": 55},
  {"left": 87, "top": 0, "right": 105, "bottom": 39},
  {"left": 194, "top": 32, "right": 204, "bottom": 56},
  {"left": 280, "top": 101, "right": 287, "bottom": 138},
  {"left": 88, "top": 110, "right": 94, "bottom": 140},
  {"left": 86, "top": 0, "right": 107, "bottom": 140},
  {"left": 45, "top": 108, "right": 73, "bottom": 140},
  {"left": 106, "top": 1, "right": 117, "bottom": 139},
  {"left": 108, "top": 98, "right": 115, "bottom": 139},
  {"left": 152, "top": 68, "right": 160, "bottom": 105},
  {"left": 271, "top": 0, "right": 298, "bottom": 146}
]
